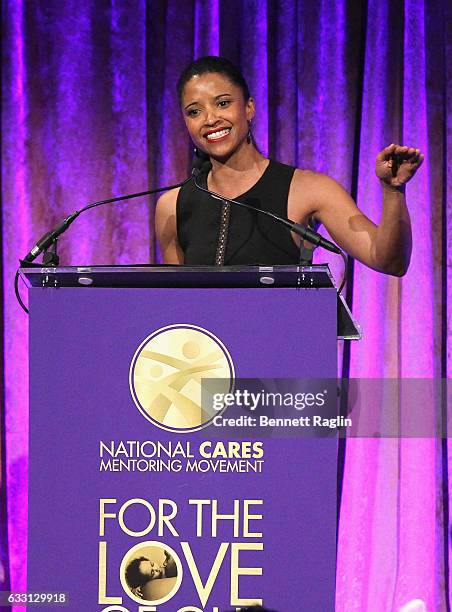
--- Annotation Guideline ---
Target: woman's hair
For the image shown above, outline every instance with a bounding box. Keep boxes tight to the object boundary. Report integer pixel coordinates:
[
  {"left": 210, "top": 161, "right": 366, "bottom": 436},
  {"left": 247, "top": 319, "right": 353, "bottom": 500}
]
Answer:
[{"left": 177, "top": 56, "right": 251, "bottom": 103}]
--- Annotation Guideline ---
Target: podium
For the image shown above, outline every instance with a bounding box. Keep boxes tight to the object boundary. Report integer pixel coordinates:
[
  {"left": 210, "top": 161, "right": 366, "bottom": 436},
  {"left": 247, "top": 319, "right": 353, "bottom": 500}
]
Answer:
[{"left": 21, "top": 265, "right": 359, "bottom": 611}]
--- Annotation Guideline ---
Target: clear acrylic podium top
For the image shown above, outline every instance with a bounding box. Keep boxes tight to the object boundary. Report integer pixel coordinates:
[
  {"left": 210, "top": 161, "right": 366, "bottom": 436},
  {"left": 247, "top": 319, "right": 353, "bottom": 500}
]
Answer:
[{"left": 19, "top": 263, "right": 361, "bottom": 339}]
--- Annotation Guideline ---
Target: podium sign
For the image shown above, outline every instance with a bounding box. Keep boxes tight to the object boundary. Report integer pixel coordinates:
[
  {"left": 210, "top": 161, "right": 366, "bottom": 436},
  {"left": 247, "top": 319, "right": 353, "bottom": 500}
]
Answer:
[{"left": 27, "top": 271, "right": 339, "bottom": 611}]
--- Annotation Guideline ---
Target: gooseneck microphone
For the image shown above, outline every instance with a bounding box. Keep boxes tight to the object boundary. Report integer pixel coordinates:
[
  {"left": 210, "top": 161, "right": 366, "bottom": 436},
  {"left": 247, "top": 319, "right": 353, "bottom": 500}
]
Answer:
[
  {"left": 21, "top": 211, "right": 80, "bottom": 264},
  {"left": 20, "top": 153, "right": 341, "bottom": 265},
  {"left": 20, "top": 166, "right": 202, "bottom": 265},
  {"left": 193, "top": 161, "right": 342, "bottom": 255},
  {"left": 15, "top": 155, "right": 346, "bottom": 315}
]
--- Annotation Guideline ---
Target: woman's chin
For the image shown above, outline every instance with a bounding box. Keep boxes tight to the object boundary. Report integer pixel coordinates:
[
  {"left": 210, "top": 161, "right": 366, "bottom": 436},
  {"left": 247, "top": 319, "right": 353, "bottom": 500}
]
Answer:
[{"left": 208, "top": 144, "right": 241, "bottom": 163}]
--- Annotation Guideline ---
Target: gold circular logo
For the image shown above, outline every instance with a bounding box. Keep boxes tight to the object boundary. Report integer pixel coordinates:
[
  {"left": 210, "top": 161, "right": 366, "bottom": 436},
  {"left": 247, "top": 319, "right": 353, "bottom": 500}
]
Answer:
[{"left": 129, "top": 324, "right": 234, "bottom": 432}]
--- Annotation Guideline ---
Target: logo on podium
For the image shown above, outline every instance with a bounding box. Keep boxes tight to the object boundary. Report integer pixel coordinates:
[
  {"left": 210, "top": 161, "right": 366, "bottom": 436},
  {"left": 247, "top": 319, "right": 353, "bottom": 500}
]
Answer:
[{"left": 129, "top": 324, "right": 234, "bottom": 432}]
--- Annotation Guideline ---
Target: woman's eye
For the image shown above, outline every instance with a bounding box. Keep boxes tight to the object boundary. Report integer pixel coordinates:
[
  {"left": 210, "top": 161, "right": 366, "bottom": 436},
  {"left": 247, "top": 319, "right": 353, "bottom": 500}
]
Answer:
[
  {"left": 218, "top": 100, "right": 231, "bottom": 107},
  {"left": 187, "top": 108, "right": 201, "bottom": 117}
]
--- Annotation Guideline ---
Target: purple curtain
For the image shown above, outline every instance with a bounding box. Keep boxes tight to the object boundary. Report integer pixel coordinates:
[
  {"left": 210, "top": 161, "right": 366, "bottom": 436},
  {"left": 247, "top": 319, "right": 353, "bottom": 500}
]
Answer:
[{"left": 1, "top": 0, "right": 450, "bottom": 609}]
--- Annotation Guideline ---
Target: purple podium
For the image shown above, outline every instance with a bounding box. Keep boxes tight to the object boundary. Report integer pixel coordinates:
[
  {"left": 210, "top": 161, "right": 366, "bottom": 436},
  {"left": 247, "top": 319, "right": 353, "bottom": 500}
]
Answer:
[{"left": 21, "top": 265, "right": 358, "bottom": 612}]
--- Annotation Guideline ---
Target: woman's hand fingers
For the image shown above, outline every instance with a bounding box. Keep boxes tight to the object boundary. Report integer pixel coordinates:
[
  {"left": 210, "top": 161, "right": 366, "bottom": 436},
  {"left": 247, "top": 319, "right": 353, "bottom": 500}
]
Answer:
[
  {"left": 376, "top": 143, "right": 397, "bottom": 162},
  {"left": 376, "top": 144, "right": 424, "bottom": 185}
]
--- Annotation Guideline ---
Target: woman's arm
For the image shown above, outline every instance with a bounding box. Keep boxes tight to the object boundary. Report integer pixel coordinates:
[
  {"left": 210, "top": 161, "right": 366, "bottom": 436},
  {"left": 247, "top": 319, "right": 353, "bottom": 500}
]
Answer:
[
  {"left": 291, "top": 144, "right": 423, "bottom": 276},
  {"left": 155, "top": 188, "right": 184, "bottom": 264}
]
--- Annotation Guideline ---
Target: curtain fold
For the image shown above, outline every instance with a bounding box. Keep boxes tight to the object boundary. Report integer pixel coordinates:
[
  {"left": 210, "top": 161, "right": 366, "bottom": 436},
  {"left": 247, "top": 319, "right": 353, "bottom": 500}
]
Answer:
[{"left": 1, "top": 0, "right": 449, "bottom": 609}]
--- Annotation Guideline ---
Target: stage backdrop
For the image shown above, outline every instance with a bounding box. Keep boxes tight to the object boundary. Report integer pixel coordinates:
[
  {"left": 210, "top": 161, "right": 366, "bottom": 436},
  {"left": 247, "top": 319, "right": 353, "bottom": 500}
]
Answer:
[{"left": 1, "top": 0, "right": 451, "bottom": 610}]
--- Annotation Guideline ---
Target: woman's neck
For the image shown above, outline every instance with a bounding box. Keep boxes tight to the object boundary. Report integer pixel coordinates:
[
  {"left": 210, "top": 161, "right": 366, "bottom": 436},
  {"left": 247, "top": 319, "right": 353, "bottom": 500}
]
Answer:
[{"left": 208, "top": 143, "right": 268, "bottom": 198}]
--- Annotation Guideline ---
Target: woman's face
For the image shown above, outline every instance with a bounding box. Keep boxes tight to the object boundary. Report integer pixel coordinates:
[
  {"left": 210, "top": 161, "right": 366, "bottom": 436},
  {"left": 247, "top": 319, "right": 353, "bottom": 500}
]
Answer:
[
  {"left": 138, "top": 559, "right": 164, "bottom": 581},
  {"left": 181, "top": 72, "right": 254, "bottom": 160}
]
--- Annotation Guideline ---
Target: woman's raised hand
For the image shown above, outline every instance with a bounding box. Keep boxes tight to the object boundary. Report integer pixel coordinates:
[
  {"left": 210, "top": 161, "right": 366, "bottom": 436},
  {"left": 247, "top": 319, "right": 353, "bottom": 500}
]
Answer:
[{"left": 376, "top": 143, "right": 424, "bottom": 189}]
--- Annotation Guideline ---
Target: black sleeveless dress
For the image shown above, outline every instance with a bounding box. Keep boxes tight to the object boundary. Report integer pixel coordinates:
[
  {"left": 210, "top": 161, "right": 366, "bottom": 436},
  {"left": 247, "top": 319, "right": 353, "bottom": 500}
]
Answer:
[{"left": 176, "top": 159, "right": 301, "bottom": 265}]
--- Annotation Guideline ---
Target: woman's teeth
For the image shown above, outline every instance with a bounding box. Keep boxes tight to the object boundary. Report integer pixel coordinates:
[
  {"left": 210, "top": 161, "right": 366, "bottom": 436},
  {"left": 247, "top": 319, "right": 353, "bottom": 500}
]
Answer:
[{"left": 206, "top": 128, "right": 231, "bottom": 141}]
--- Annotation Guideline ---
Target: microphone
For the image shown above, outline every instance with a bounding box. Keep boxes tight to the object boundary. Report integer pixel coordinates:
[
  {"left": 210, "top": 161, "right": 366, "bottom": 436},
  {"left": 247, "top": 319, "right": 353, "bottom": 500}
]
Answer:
[
  {"left": 21, "top": 212, "right": 80, "bottom": 264},
  {"left": 191, "top": 152, "right": 211, "bottom": 177},
  {"left": 198, "top": 160, "right": 213, "bottom": 176},
  {"left": 20, "top": 160, "right": 205, "bottom": 265},
  {"left": 22, "top": 151, "right": 211, "bottom": 265},
  {"left": 193, "top": 162, "right": 342, "bottom": 255}
]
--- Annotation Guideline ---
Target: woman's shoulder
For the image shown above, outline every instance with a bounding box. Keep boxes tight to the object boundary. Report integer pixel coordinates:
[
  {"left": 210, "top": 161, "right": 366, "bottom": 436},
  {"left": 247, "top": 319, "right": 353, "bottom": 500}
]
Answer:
[
  {"left": 292, "top": 166, "right": 330, "bottom": 181},
  {"left": 155, "top": 187, "right": 181, "bottom": 228},
  {"left": 156, "top": 186, "right": 181, "bottom": 206},
  {"left": 269, "top": 159, "right": 329, "bottom": 185},
  {"left": 287, "top": 166, "right": 353, "bottom": 223},
  {"left": 290, "top": 167, "right": 348, "bottom": 197}
]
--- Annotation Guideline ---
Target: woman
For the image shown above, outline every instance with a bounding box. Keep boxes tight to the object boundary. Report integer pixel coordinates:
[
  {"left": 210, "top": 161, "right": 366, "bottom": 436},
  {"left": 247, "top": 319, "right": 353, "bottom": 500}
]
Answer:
[{"left": 156, "top": 56, "right": 423, "bottom": 274}]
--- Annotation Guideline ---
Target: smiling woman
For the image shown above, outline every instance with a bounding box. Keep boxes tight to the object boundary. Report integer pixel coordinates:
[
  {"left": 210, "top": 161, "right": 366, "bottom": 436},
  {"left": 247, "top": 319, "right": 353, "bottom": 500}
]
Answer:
[{"left": 155, "top": 56, "right": 424, "bottom": 274}]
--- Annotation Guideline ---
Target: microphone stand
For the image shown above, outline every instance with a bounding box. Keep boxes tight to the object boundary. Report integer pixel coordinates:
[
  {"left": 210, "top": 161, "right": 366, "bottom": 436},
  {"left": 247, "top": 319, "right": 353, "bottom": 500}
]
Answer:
[
  {"left": 16, "top": 171, "right": 200, "bottom": 314},
  {"left": 20, "top": 175, "right": 196, "bottom": 268},
  {"left": 15, "top": 159, "right": 347, "bottom": 316},
  {"left": 192, "top": 164, "right": 342, "bottom": 256},
  {"left": 193, "top": 162, "right": 348, "bottom": 293}
]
